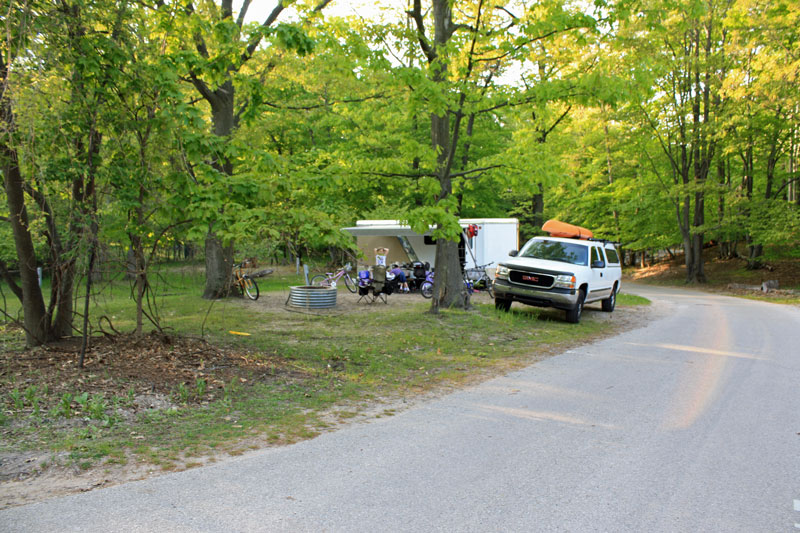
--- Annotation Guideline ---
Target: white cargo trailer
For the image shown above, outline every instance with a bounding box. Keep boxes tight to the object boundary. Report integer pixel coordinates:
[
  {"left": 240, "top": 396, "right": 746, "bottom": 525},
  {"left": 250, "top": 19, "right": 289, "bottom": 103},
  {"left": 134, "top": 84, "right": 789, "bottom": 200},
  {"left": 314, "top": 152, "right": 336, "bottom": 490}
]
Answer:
[{"left": 343, "top": 219, "right": 519, "bottom": 272}]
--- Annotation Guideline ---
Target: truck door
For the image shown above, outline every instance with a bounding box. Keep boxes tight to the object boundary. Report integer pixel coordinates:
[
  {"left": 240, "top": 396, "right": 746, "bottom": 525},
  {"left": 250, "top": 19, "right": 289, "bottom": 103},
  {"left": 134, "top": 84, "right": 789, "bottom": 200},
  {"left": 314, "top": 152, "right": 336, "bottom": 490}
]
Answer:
[{"left": 589, "top": 246, "right": 612, "bottom": 301}]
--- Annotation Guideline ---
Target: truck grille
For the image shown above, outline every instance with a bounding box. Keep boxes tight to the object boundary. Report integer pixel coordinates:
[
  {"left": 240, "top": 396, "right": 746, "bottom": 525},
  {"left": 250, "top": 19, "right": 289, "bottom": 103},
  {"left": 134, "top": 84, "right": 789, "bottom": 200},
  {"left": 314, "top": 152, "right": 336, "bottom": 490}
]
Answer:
[{"left": 509, "top": 271, "right": 554, "bottom": 288}]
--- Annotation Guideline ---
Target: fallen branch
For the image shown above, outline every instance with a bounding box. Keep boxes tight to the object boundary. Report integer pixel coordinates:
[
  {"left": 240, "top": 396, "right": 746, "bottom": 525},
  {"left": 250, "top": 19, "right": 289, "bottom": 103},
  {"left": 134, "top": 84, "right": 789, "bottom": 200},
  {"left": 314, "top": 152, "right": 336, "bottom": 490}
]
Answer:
[{"left": 249, "top": 269, "right": 274, "bottom": 279}]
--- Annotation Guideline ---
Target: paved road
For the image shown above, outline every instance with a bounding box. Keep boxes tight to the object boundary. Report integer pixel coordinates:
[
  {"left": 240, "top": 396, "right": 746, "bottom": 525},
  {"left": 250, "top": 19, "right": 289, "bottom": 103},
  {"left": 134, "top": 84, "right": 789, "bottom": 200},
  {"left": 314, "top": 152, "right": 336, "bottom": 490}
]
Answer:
[{"left": 2, "top": 284, "right": 799, "bottom": 532}]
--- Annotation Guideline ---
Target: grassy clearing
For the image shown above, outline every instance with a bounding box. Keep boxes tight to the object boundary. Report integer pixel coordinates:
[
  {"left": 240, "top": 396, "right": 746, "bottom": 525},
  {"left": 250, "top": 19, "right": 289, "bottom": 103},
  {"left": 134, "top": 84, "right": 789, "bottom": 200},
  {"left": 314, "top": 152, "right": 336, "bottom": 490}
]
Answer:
[{"left": 1, "top": 267, "right": 650, "bottom": 474}]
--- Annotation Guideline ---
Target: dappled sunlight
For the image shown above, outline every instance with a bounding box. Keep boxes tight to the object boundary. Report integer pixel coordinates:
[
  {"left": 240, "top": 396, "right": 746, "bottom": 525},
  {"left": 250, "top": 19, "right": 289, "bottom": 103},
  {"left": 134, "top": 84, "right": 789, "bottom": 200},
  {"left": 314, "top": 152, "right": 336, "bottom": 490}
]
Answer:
[
  {"left": 648, "top": 307, "right": 738, "bottom": 431},
  {"left": 475, "top": 404, "right": 618, "bottom": 430},
  {"left": 624, "top": 343, "right": 762, "bottom": 361}
]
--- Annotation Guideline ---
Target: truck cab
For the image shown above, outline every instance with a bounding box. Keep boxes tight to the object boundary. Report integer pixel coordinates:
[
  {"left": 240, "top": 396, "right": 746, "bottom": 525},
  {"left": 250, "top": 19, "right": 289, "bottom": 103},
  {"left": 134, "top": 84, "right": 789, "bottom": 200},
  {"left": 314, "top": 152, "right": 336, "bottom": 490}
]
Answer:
[{"left": 493, "top": 236, "right": 622, "bottom": 323}]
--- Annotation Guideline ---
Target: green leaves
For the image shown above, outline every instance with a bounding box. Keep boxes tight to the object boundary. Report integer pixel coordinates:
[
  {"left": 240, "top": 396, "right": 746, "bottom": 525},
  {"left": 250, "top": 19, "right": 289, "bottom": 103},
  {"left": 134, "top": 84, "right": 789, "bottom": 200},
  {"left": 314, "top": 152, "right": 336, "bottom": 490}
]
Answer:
[{"left": 273, "top": 23, "right": 315, "bottom": 56}]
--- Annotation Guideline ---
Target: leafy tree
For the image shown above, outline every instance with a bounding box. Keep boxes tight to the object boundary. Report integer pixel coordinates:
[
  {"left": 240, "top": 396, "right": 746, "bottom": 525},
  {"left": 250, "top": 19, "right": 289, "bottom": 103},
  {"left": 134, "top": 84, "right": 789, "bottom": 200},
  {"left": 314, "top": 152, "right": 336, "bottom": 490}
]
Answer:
[
  {"left": 2, "top": 0, "right": 129, "bottom": 345},
  {"left": 620, "top": 0, "right": 734, "bottom": 282},
  {"left": 159, "top": 0, "right": 329, "bottom": 298},
  {"left": 384, "top": 0, "right": 601, "bottom": 310},
  {"left": 720, "top": 0, "right": 800, "bottom": 266}
]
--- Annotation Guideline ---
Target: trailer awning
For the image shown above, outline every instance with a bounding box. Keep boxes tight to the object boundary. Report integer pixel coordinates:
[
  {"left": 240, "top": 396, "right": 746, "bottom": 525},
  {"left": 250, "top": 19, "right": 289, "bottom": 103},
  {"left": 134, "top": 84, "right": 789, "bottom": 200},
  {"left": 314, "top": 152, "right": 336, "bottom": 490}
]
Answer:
[{"left": 342, "top": 225, "right": 431, "bottom": 237}]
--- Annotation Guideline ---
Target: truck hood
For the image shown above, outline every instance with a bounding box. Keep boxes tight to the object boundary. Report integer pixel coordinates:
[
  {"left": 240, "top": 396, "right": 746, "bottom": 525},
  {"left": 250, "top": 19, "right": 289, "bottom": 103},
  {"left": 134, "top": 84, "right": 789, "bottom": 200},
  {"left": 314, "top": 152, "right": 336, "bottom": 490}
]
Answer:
[{"left": 500, "top": 257, "right": 581, "bottom": 275}]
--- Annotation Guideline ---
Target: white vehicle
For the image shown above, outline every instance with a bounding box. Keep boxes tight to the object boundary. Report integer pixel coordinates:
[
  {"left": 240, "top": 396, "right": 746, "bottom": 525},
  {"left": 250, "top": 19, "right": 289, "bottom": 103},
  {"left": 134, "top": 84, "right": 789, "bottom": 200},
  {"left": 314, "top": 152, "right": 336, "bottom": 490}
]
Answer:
[{"left": 493, "top": 235, "right": 622, "bottom": 323}]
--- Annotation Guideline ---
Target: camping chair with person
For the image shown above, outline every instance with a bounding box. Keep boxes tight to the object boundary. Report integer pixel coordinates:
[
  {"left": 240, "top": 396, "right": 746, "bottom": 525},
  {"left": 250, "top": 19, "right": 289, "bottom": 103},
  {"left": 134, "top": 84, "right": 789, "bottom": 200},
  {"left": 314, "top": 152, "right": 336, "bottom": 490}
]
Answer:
[{"left": 357, "top": 265, "right": 397, "bottom": 304}]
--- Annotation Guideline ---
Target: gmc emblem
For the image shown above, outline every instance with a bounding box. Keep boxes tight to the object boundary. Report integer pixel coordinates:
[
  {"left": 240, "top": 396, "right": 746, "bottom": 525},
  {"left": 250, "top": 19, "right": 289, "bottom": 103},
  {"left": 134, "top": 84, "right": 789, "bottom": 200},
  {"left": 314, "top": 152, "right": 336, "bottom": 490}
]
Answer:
[{"left": 522, "top": 275, "right": 539, "bottom": 282}]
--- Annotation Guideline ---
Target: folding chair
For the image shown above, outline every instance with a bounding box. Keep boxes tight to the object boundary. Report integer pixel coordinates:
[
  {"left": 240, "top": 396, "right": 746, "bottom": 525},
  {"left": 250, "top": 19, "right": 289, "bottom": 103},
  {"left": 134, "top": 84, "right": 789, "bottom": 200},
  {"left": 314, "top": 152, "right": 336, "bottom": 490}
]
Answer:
[{"left": 357, "top": 266, "right": 395, "bottom": 304}]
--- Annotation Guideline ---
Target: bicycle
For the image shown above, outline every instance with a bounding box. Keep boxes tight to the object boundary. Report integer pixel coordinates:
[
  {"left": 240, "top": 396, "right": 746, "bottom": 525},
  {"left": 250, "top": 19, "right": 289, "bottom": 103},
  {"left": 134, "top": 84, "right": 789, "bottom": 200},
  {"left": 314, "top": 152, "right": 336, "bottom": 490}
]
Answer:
[
  {"left": 420, "top": 271, "right": 477, "bottom": 299},
  {"left": 464, "top": 262, "right": 495, "bottom": 298},
  {"left": 310, "top": 263, "right": 357, "bottom": 293},
  {"left": 232, "top": 260, "right": 259, "bottom": 300}
]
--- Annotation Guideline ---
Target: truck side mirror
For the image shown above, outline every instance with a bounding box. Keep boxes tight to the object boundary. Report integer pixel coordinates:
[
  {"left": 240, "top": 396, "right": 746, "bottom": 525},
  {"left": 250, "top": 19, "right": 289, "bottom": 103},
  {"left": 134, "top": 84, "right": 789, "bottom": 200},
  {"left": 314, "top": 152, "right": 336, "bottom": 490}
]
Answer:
[
  {"left": 592, "top": 260, "right": 605, "bottom": 269},
  {"left": 509, "top": 250, "right": 519, "bottom": 257}
]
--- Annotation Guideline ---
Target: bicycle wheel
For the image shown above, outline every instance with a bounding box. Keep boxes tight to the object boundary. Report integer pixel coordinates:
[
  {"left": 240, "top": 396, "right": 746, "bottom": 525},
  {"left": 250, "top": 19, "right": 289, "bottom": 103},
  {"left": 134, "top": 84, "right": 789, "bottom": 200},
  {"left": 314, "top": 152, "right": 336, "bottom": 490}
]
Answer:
[
  {"left": 242, "top": 276, "right": 259, "bottom": 300},
  {"left": 421, "top": 281, "right": 433, "bottom": 299},
  {"left": 343, "top": 273, "right": 357, "bottom": 293},
  {"left": 310, "top": 274, "right": 330, "bottom": 287}
]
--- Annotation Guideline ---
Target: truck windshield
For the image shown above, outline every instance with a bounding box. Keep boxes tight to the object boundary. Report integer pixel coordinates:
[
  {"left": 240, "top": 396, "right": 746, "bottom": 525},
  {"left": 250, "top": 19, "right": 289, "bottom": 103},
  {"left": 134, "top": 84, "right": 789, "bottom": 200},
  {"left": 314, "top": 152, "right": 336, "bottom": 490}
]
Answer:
[{"left": 520, "top": 240, "right": 588, "bottom": 266}]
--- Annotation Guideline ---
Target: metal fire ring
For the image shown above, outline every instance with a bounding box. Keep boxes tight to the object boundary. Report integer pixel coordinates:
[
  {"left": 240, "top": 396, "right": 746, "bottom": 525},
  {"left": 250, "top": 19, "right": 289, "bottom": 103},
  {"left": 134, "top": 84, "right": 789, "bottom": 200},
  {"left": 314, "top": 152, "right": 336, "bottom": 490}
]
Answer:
[{"left": 287, "top": 285, "right": 338, "bottom": 309}]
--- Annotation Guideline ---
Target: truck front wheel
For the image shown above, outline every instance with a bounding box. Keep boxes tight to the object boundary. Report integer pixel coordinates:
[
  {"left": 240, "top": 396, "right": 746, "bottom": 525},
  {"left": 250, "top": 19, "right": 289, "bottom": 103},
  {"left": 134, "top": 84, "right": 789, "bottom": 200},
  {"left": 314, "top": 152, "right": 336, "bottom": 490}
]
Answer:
[
  {"left": 495, "top": 297, "right": 512, "bottom": 312},
  {"left": 565, "top": 289, "right": 586, "bottom": 323}
]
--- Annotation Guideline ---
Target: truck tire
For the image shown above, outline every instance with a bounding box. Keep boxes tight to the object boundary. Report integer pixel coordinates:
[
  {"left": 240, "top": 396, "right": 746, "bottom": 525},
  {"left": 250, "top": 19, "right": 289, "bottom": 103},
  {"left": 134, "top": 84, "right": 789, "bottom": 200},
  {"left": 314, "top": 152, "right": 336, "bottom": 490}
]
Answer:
[
  {"left": 494, "top": 297, "right": 511, "bottom": 312},
  {"left": 565, "top": 288, "right": 586, "bottom": 323},
  {"left": 601, "top": 286, "right": 617, "bottom": 312}
]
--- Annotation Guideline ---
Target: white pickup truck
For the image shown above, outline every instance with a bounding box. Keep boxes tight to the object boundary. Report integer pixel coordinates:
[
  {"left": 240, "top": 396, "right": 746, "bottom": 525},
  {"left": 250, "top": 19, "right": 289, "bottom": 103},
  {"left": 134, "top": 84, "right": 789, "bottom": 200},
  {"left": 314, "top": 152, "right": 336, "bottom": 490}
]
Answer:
[{"left": 493, "top": 236, "right": 622, "bottom": 323}]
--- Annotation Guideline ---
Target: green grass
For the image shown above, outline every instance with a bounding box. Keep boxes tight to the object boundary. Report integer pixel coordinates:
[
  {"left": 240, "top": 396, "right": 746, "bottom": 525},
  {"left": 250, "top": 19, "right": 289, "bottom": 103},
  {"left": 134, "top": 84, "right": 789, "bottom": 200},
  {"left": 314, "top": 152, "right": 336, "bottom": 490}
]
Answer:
[
  {"left": 617, "top": 293, "right": 651, "bottom": 306},
  {"left": 733, "top": 294, "right": 800, "bottom": 305},
  {"left": 1, "top": 265, "right": 648, "bottom": 471}
]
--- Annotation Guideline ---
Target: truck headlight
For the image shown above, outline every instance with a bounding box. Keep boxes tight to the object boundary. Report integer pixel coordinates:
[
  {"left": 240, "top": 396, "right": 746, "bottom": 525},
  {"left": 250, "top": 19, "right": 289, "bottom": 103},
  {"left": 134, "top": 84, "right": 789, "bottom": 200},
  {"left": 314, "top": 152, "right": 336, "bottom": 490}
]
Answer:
[
  {"left": 495, "top": 265, "right": 509, "bottom": 279},
  {"left": 554, "top": 274, "right": 576, "bottom": 289}
]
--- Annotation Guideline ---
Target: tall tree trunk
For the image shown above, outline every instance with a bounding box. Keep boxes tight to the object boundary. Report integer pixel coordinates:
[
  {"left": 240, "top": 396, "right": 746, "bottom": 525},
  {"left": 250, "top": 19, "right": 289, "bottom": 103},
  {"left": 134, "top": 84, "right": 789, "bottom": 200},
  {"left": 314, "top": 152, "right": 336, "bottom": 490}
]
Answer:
[
  {"left": 2, "top": 147, "right": 49, "bottom": 346},
  {"left": 426, "top": 0, "right": 470, "bottom": 311},
  {"left": 532, "top": 183, "right": 544, "bottom": 230},
  {"left": 1, "top": 52, "right": 50, "bottom": 346},
  {"left": 691, "top": 191, "right": 706, "bottom": 282},
  {"left": 203, "top": 230, "right": 233, "bottom": 299},
  {"left": 201, "top": 81, "right": 236, "bottom": 299}
]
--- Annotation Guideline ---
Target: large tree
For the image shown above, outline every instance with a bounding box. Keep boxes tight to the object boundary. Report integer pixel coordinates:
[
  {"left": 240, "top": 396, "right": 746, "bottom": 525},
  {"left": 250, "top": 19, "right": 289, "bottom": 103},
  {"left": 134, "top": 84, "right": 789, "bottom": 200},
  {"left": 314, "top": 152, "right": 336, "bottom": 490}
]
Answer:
[
  {"left": 397, "top": 0, "right": 600, "bottom": 310},
  {"left": 163, "top": 0, "right": 330, "bottom": 298}
]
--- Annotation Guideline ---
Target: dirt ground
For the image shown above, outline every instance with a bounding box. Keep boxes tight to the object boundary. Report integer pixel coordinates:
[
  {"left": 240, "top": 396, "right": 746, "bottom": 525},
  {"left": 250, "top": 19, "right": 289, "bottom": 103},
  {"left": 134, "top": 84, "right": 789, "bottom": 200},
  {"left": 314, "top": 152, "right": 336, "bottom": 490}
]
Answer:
[
  {"left": 627, "top": 246, "right": 800, "bottom": 291},
  {"left": 0, "top": 287, "right": 646, "bottom": 509}
]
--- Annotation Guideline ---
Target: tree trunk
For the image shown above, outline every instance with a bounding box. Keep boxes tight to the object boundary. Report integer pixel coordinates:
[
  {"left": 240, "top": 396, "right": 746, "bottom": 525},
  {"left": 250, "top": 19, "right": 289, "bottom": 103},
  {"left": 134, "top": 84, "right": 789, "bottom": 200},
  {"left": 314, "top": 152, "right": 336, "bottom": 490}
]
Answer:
[
  {"left": 203, "top": 230, "right": 233, "bottom": 299},
  {"left": 1, "top": 63, "right": 50, "bottom": 346},
  {"left": 431, "top": 237, "right": 470, "bottom": 311},
  {"left": 532, "top": 184, "right": 544, "bottom": 230},
  {"left": 426, "top": 0, "right": 471, "bottom": 311},
  {"left": 202, "top": 82, "right": 236, "bottom": 299},
  {"left": 2, "top": 150, "right": 49, "bottom": 346},
  {"left": 689, "top": 190, "right": 706, "bottom": 283}
]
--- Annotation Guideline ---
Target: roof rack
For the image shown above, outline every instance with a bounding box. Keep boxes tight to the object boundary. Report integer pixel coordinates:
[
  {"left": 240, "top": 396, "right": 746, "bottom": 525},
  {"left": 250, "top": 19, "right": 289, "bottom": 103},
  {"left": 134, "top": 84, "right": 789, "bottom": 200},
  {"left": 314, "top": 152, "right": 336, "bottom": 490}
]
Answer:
[{"left": 588, "top": 238, "right": 621, "bottom": 246}]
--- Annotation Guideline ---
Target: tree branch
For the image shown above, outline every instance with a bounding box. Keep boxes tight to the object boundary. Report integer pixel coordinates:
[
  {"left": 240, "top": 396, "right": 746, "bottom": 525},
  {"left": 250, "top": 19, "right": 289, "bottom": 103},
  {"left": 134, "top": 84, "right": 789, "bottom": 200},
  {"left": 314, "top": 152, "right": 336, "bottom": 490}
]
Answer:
[
  {"left": 261, "top": 92, "right": 389, "bottom": 111},
  {"left": 188, "top": 71, "right": 216, "bottom": 105},
  {"left": 242, "top": 0, "right": 332, "bottom": 64},
  {"left": 21, "top": 181, "right": 64, "bottom": 258},
  {"left": 221, "top": 0, "right": 232, "bottom": 20},
  {"left": 771, "top": 175, "right": 800, "bottom": 200},
  {"left": 0, "top": 259, "right": 23, "bottom": 301},
  {"left": 236, "top": 0, "right": 252, "bottom": 28},
  {"left": 183, "top": 1, "right": 211, "bottom": 59},
  {"left": 538, "top": 105, "right": 571, "bottom": 143},
  {"left": 476, "top": 25, "right": 586, "bottom": 63},
  {"left": 408, "top": 0, "right": 435, "bottom": 63},
  {"left": 449, "top": 165, "right": 502, "bottom": 179},
  {"left": 494, "top": 5, "right": 518, "bottom": 20},
  {"left": 147, "top": 220, "right": 194, "bottom": 264},
  {"left": 362, "top": 170, "right": 436, "bottom": 179}
]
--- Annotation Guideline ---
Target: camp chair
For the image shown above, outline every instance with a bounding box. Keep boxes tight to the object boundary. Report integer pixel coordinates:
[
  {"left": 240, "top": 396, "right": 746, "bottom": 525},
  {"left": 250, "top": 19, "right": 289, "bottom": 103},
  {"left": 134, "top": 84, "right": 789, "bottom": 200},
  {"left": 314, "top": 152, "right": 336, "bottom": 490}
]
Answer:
[{"left": 357, "top": 265, "right": 395, "bottom": 304}]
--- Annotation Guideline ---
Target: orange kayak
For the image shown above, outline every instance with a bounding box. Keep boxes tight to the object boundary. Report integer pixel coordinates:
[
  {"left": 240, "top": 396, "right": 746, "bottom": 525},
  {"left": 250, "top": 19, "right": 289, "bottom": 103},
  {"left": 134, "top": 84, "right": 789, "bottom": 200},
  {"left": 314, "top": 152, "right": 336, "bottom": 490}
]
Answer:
[{"left": 542, "top": 219, "right": 593, "bottom": 240}]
